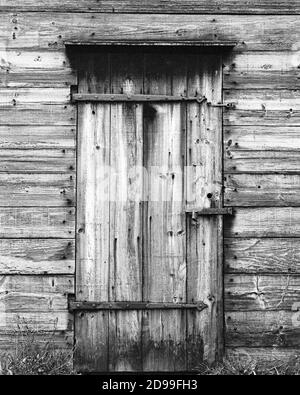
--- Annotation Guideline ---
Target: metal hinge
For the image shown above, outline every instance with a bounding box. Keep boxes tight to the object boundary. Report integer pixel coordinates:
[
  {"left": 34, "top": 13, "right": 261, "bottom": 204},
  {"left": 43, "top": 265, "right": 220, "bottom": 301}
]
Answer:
[
  {"left": 186, "top": 207, "right": 233, "bottom": 220},
  {"left": 72, "top": 93, "right": 207, "bottom": 104},
  {"left": 68, "top": 300, "right": 208, "bottom": 313},
  {"left": 208, "top": 102, "right": 236, "bottom": 109}
]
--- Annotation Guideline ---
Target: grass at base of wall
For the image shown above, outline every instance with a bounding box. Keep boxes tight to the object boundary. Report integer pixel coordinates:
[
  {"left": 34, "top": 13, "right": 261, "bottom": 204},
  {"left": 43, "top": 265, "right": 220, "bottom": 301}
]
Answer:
[
  {"left": 0, "top": 324, "right": 299, "bottom": 375},
  {"left": 198, "top": 358, "right": 300, "bottom": 376},
  {"left": 0, "top": 323, "right": 75, "bottom": 376}
]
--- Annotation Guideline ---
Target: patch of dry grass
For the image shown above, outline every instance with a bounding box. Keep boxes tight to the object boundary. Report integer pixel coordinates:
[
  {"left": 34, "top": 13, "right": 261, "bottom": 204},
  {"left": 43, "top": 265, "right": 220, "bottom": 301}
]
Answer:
[
  {"left": 0, "top": 323, "right": 75, "bottom": 375},
  {"left": 198, "top": 357, "right": 300, "bottom": 375}
]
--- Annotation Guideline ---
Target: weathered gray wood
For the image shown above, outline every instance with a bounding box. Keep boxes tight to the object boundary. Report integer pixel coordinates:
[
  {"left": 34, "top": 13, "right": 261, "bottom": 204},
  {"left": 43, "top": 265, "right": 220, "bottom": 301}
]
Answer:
[
  {"left": 226, "top": 348, "right": 300, "bottom": 368},
  {"left": 225, "top": 174, "right": 300, "bottom": 206},
  {"left": 108, "top": 53, "right": 144, "bottom": 372},
  {"left": 224, "top": 110, "right": 300, "bottom": 126},
  {"left": 226, "top": 151, "right": 300, "bottom": 174},
  {"left": 0, "top": 207, "right": 75, "bottom": 238},
  {"left": 2, "top": 13, "right": 300, "bottom": 51},
  {"left": 225, "top": 89, "right": 300, "bottom": 111},
  {"left": 224, "top": 126, "right": 300, "bottom": 151},
  {"left": 142, "top": 53, "right": 187, "bottom": 372},
  {"left": 225, "top": 208, "right": 300, "bottom": 238},
  {"left": 0, "top": 239, "right": 74, "bottom": 275},
  {"left": 225, "top": 274, "right": 300, "bottom": 311},
  {"left": 223, "top": 52, "right": 300, "bottom": 90},
  {"left": 0, "top": 173, "right": 75, "bottom": 207},
  {"left": 186, "top": 54, "right": 224, "bottom": 365},
  {"left": 226, "top": 311, "right": 300, "bottom": 348},
  {"left": 0, "top": 150, "right": 75, "bottom": 173},
  {"left": 0, "top": 88, "right": 70, "bottom": 105},
  {"left": 1, "top": 1, "right": 300, "bottom": 14},
  {"left": 0, "top": 330, "right": 73, "bottom": 351},
  {"left": 0, "top": 72, "right": 76, "bottom": 88},
  {"left": 0, "top": 105, "right": 75, "bottom": 126},
  {"left": 225, "top": 238, "right": 300, "bottom": 274},
  {"left": 0, "top": 275, "right": 74, "bottom": 313},
  {"left": 0, "top": 126, "right": 75, "bottom": 149}
]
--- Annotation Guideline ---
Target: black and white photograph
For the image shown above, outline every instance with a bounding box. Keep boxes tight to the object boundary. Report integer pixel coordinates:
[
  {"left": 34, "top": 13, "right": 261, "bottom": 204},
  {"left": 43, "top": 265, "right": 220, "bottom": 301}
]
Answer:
[{"left": 0, "top": 0, "right": 299, "bottom": 381}]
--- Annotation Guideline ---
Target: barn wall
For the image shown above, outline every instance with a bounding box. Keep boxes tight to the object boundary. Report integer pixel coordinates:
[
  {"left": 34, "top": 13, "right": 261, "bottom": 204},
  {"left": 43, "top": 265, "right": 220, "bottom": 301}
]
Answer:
[{"left": 0, "top": 1, "right": 299, "bottom": 365}]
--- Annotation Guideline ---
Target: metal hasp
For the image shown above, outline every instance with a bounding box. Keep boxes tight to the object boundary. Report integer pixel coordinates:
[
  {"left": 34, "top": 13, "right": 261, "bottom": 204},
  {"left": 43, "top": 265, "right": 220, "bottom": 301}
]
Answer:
[
  {"left": 186, "top": 207, "right": 234, "bottom": 220},
  {"left": 72, "top": 93, "right": 207, "bottom": 103},
  {"left": 69, "top": 300, "right": 208, "bottom": 313}
]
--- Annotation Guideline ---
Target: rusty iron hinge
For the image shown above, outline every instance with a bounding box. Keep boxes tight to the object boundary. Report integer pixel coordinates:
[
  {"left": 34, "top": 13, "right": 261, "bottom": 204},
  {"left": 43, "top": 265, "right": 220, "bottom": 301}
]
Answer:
[
  {"left": 71, "top": 93, "right": 207, "bottom": 104},
  {"left": 186, "top": 207, "right": 233, "bottom": 220},
  {"left": 68, "top": 299, "right": 208, "bottom": 313},
  {"left": 207, "top": 101, "right": 236, "bottom": 109}
]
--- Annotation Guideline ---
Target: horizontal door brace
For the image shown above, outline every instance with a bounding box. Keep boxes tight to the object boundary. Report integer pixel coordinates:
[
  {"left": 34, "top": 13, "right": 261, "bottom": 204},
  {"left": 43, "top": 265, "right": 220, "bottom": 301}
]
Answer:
[
  {"left": 186, "top": 207, "right": 233, "bottom": 219},
  {"left": 69, "top": 300, "right": 208, "bottom": 312},
  {"left": 72, "top": 93, "right": 207, "bottom": 104}
]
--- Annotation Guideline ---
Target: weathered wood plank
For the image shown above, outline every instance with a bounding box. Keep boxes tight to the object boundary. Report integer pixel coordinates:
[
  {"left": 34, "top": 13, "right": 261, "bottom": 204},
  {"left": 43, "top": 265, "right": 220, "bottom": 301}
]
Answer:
[
  {"left": 0, "top": 313, "right": 72, "bottom": 332},
  {"left": 2, "top": 13, "right": 300, "bottom": 51},
  {"left": 0, "top": 88, "right": 70, "bottom": 104},
  {"left": 0, "top": 150, "right": 75, "bottom": 173},
  {"left": 225, "top": 208, "right": 300, "bottom": 238},
  {"left": 1, "top": 1, "right": 300, "bottom": 14},
  {"left": 0, "top": 330, "right": 73, "bottom": 351},
  {"left": 226, "top": 348, "right": 300, "bottom": 368},
  {"left": 0, "top": 105, "right": 75, "bottom": 126},
  {"left": 0, "top": 275, "right": 74, "bottom": 313},
  {"left": 226, "top": 311, "right": 300, "bottom": 348},
  {"left": 224, "top": 110, "right": 300, "bottom": 126},
  {"left": 0, "top": 173, "right": 75, "bottom": 207},
  {"left": 109, "top": 53, "right": 143, "bottom": 372},
  {"left": 224, "top": 52, "right": 300, "bottom": 90},
  {"left": 225, "top": 238, "right": 300, "bottom": 274},
  {"left": 225, "top": 174, "right": 300, "bottom": 206},
  {"left": 186, "top": 54, "right": 223, "bottom": 365},
  {"left": 0, "top": 207, "right": 75, "bottom": 238},
  {"left": 142, "top": 53, "right": 187, "bottom": 371},
  {"left": 0, "top": 72, "right": 76, "bottom": 88},
  {"left": 0, "top": 126, "right": 75, "bottom": 149},
  {"left": 225, "top": 274, "right": 300, "bottom": 311},
  {"left": 225, "top": 151, "right": 300, "bottom": 174},
  {"left": 225, "top": 89, "right": 300, "bottom": 111},
  {"left": 224, "top": 126, "right": 300, "bottom": 151},
  {"left": 0, "top": 239, "right": 74, "bottom": 275}
]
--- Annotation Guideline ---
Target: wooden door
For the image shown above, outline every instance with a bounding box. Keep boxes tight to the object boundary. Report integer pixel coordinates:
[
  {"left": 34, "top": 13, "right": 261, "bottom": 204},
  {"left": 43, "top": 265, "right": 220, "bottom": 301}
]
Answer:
[{"left": 73, "top": 50, "right": 224, "bottom": 372}]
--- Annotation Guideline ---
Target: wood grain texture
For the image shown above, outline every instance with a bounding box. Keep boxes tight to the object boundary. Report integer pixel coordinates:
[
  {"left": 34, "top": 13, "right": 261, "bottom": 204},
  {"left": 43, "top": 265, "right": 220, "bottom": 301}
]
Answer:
[
  {"left": 0, "top": 126, "right": 75, "bottom": 149},
  {"left": 1, "top": 1, "right": 300, "bottom": 14},
  {"left": 224, "top": 126, "right": 300, "bottom": 151},
  {"left": 1, "top": 13, "right": 300, "bottom": 51},
  {"left": 225, "top": 238, "right": 300, "bottom": 274},
  {"left": 225, "top": 274, "right": 300, "bottom": 311},
  {"left": 0, "top": 173, "right": 75, "bottom": 207},
  {"left": 223, "top": 52, "right": 300, "bottom": 90},
  {"left": 0, "top": 239, "right": 74, "bottom": 274},
  {"left": 109, "top": 53, "right": 143, "bottom": 372},
  {"left": 0, "top": 105, "right": 75, "bottom": 126},
  {"left": 226, "top": 348, "right": 300, "bottom": 367},
  {"left": 0, "top": 330, "right": 73, "bottom": 350},
  {"left": 142, "top": 53, "right": 187, "bottom": 372},
  {"left": 225, "top": 174, "right": 300, "bottom": 206},
  {"left": 186, "top": 54, "right": 223, "bottom": 365},
  {"left": 0, "top": 150, "right": 75, "bottom": 173},
  {"left": 0, "top": 207, "right": 75, "bottom": 238},
  {"left": 0, "top": 275, "right": 74, "bottom": 312},
  {"left": 0, "top": 88, "right": 70, "bottom": 105},
  {"left": 225, "top": 151, "right": 300, "bottom": 174},
  {"left": 225, "top": 208, "right": 300, "bottom": 237},
  {"left": 225, "top": 89, "right": 300, "bottom": 111},
  {"left": 224, "top": 110, "right": 300, "bottom": 126},
  {"left": 226, "top": 311, "right": 300, "bottom": 348}
]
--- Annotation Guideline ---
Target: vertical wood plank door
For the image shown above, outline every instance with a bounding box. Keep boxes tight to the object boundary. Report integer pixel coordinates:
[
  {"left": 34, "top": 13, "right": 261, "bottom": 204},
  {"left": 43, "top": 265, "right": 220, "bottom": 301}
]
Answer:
[{"left": 75, "top": 50, "right": 223, "bottom": 372}]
